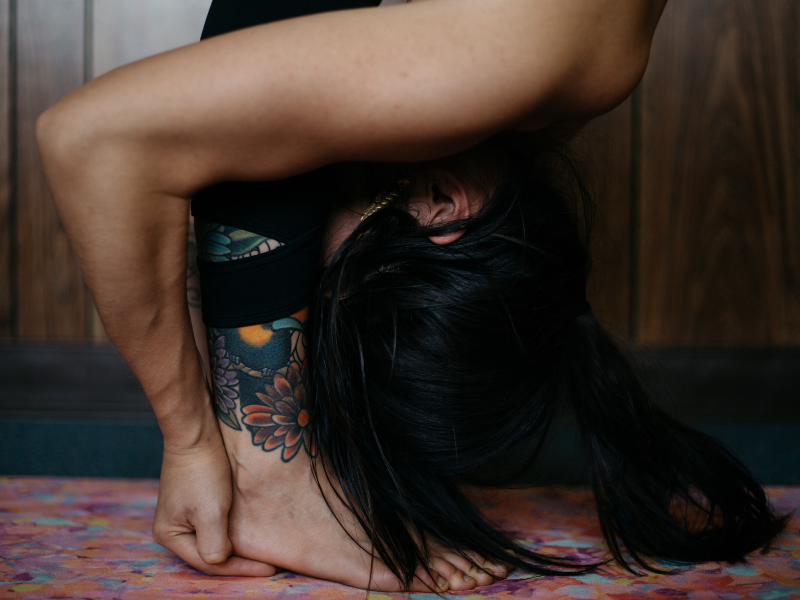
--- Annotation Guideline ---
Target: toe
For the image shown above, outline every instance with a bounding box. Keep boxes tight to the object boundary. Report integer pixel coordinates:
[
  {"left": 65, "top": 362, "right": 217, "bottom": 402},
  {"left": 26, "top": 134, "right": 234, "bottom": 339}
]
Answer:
[
  {"left": 357, "top": 561, "right": 430, "bottom": 593},
  {"left": 461, "top": 550, "right": 510, "bottom": 579},
  {"left": 441, "top": 552, "right": 495, "bottom": 587},
  {"left": 483, "top": 558, "right": 510, "bottom": 579},
  {"left": 431, "top": 556, "right": 477, "bottom": 592},
  {"left": 409, "top": 565, "right": 448, "bottom": 593}
]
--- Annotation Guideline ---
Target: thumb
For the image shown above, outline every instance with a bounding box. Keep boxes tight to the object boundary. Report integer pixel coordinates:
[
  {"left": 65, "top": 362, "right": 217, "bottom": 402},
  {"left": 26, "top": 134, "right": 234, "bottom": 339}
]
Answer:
[{"left": 195, "top": 513, "right": 233, "bottom": 565}]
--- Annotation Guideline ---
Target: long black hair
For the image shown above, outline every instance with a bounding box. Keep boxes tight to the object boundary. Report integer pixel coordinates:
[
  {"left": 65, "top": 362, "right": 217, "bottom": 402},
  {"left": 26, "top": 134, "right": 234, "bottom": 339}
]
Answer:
[{"left": 307, "top": 134, "right": 788, "bottom": 587}]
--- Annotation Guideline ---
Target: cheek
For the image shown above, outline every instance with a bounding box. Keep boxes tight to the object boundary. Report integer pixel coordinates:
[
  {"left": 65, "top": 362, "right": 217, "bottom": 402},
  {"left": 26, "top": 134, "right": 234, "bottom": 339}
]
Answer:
[{"left": 321, "top": 202, "right": 366, "bottom": 265}]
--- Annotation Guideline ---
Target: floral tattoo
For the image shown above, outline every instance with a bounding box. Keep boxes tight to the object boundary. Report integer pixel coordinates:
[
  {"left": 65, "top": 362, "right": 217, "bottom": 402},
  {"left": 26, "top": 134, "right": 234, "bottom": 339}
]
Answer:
[
  {"left": 202, "top": 224, "right": 312, "bottom": 462},
  {"left": 243, "top": 362, "right": 315, "bottom": 461},
  {"left": 209, "top": 336, "right": 241, "bottom": 430}
]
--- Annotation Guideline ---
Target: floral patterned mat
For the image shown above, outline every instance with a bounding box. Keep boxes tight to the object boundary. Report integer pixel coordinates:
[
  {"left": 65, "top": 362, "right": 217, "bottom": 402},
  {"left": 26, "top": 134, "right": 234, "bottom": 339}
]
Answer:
[{"left": 0, "top": 477, "right": 798, "bottom": 599}]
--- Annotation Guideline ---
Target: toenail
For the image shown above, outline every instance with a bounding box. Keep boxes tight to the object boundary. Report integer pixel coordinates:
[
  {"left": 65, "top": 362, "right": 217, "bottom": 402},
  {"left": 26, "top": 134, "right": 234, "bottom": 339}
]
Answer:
[
  {"left": 437, "top": 577, "right": 448, "bottom": 591},
  {"left": 486, "top": 562, "right": 506, "bottom": 576},
  {"left": 463, "top": 574, "right": 475, "bottom": 583}
]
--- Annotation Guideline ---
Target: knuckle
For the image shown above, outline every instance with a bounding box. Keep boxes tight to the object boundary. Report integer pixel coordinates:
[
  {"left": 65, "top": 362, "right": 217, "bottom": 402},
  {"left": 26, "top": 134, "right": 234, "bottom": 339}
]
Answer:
[
  {"left": 151, "top": 525, "right": 168, "bottom": 545},
  {"left": 198, "top": 507, "right": 226, "bottom": 525},
  {"left": 199, "top": 551, "right": 227, "bottom": 565}
]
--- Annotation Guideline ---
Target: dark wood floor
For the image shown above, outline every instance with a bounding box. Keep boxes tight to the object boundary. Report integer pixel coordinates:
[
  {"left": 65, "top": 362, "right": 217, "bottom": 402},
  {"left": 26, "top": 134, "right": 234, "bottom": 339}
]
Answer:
[{"left": 1, "top": 344, "right": 798, "bottom": 482}]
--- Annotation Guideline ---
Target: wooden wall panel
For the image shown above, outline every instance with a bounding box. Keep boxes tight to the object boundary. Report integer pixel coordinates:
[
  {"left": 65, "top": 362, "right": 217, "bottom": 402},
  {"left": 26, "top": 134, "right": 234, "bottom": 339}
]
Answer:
[
  {"left": 3, "top": 0, "right": 799, "bottom": 345},
  {"left": 572, "top": 99, "right": 633, "bottom": 338},
  {"left": 92, "top": 0, "right": 211, "bottom": 78},
  {"left": 16, "top": 0, "right": 87, "bottom": 338},
  {"left": 0, "top": 1, "right": 11, "bottom": 336},
  {"left": 88, "top": 0, "right": 211, "bottom": 340},
  {"left": 638, "top": 0, "right": 800, "bottom": 344}
]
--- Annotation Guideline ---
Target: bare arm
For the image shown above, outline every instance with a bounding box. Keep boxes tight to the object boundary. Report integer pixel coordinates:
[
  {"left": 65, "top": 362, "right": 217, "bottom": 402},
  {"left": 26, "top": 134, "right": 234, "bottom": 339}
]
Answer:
[
  {"left": 40, "top": 0, "right": 664, "bottom": 193},
  {"left": 35, "top": 0, "right": 664, "bottom": 573},
  {"left": 38, "top": 0, "right": 663, "bottom": 419}
]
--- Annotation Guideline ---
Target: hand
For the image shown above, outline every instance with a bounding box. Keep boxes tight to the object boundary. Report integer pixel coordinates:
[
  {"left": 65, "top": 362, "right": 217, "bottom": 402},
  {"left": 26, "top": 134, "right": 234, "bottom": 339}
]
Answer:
[{"left": 152, "top": 433, "right": 277, "bottom": 576}]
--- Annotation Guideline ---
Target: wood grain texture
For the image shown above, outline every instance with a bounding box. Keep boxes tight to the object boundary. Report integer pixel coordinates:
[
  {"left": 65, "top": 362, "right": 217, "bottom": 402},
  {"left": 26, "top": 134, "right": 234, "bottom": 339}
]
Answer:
[
  {"left": 569, "top": 99, "right": 633, "bottom": 338},
  {"left": 92, "top": 0, "right": 211, "bottom": 78},
  {"left": 0, "top": 1, "right": 11, "bottom": 337},
  {"left": 638, "top": 0, "right": 800, "bottom": 344},
  {"left": 4, "top": 344, "right": 798, "bottom": 422},
  {"left": 87, "top": 0, "right": 212, "bottom": 340},
  {"left": 16, "top": 0, "right": 87, "bottom": 338}
]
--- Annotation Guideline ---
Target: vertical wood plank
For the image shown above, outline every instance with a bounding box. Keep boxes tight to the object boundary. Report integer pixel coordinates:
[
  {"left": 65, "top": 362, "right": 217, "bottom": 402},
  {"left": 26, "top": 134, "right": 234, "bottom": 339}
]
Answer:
[
  {"left": 92, "top": 0, "right": 211, "bottom": 78},
  {"left": 16, "top": 0, "right": 87, "bottom": 338},
  {"left": 570, "top": 100, "right": 633, "bottom": 338},
  {"left": 87, "top": 0, "right": 211, "bottom": 340},
  {"left": 0, "top": 0, "right": 11, "bottom": 337},
  {"left": 638, "top": 0, "right": 800, "bottom": 344}
]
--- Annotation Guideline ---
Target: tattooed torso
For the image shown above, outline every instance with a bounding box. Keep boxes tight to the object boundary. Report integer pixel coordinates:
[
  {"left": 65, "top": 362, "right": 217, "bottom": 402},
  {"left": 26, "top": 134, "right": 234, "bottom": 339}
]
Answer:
[{"left": 196, "top": 220, "right": 315, "bottom": 462}]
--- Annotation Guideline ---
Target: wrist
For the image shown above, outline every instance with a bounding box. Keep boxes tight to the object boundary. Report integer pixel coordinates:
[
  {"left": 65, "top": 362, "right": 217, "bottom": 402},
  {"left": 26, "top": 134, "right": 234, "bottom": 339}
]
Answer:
[
  {"left": 138, "top": 337, "right": 218, "bottom": 451},
  {"left": 154, "top": 370, "right": 222, "bottom": 454},
  {"left": 157, "top": 388, "right": 223, "bottom": 453},
  {"left": 160, "top": 404, "right": 222, "bottom": 456}
]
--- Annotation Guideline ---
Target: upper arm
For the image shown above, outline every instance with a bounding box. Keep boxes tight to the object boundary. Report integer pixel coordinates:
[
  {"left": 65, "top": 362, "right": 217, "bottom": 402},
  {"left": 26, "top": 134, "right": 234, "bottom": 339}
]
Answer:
[{"left": 40, "top": 0, "right": 662, "bottom": 196}]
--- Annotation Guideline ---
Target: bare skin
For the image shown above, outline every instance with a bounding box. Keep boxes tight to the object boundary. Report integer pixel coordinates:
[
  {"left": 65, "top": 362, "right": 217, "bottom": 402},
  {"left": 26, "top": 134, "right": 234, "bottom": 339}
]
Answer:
[
  {"left": 220, "top": 413, "right": 504, "bottom": 591},
  {"left": 36, "top": 0, "right": 668, "bottom": 588},
  {"left": 188, "top": 166, "right": 501, "bottom": 591}
]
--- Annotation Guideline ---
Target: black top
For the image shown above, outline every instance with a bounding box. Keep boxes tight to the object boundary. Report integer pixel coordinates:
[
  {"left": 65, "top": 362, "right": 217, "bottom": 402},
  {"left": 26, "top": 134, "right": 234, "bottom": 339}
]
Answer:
[
  {"left": 192, "top": 0, "right": 381, "bottom": 327},
  {"left": 202, "top": 0, "right": 381, "bottom": 38}
]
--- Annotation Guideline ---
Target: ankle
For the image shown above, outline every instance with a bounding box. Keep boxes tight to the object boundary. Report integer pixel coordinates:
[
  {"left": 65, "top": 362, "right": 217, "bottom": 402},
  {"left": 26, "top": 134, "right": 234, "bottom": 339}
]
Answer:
[{"left": 228, "top": 442, "right": 312, "bottom": 496}]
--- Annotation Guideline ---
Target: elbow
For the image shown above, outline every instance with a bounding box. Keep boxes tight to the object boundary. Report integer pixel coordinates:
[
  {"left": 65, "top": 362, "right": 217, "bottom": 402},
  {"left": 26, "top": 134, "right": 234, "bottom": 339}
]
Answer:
[
  {"left": 36, "top": 88, "right": 155, "bottom": 212},
  {"left": 36, "top": 96, "right": 89, "bottom": 168},
  {"left": 36, "top": 103, "right": 71, "bottom": 181},
  {"left": 36, "top": 95, "right": 101, "bottom": 206},
  {"left": 38, "top": 81, "right": 207, "bottom": 201}
]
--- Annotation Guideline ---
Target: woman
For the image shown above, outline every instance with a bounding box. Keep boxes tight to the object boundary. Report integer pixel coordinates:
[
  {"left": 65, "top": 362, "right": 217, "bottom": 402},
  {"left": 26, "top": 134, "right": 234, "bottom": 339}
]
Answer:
[{"left": 35, "top": 0, "right": 786, "bottom": 592}]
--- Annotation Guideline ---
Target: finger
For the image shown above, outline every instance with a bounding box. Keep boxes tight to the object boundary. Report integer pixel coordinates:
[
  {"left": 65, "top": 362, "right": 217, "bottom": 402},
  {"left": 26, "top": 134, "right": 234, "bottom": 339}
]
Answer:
[
  {"left": 194, "top": 512, "right": 234, "bottom": 565},
  {"left": 167, "top": 532, "right": 278, "bottom": 576}
]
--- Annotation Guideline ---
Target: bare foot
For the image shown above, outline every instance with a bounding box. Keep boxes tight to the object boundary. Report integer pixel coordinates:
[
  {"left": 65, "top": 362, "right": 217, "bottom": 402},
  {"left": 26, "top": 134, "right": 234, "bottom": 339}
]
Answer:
[
  {"left": 220, "top": 427, "right": 507, "bottom": 591},
  {"left": 202, "top": 317, "right": 506, "bottom": 591}
]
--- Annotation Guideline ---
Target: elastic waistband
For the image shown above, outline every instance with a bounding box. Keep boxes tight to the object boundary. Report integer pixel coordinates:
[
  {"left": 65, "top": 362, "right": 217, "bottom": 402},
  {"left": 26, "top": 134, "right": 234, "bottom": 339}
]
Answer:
[{"left": 197, "top": 222, "right": 324, "bottom": 328}]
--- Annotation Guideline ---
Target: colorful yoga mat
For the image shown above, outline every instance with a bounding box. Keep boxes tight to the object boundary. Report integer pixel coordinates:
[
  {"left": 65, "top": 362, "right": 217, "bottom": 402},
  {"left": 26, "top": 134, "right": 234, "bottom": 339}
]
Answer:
[{"left": 1, "top": 477, "right": 798, "bottom": 599}]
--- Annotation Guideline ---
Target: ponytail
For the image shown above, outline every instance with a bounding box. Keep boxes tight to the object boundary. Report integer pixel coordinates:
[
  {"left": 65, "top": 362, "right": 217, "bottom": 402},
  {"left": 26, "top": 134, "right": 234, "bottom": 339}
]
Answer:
[{"left": 564, "top": 314, "right": 789, "bottom": 572}]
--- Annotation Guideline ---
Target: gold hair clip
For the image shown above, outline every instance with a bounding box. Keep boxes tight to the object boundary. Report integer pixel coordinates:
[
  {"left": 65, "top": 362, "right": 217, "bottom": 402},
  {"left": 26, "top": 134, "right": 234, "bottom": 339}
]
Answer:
[{"left": 361, "top": 176, "right": 411, "bottom": 221}]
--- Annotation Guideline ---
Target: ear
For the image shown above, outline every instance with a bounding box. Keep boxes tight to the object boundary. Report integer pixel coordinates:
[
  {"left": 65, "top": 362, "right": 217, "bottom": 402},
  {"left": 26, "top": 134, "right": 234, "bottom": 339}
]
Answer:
[{"left": 406, "top": 168, "right": 471, "bottom": 245}]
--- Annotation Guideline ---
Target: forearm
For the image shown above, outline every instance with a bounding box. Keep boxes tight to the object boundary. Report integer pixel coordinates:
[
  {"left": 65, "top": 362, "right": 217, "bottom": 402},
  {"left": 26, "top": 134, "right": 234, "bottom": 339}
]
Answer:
[{"left": 36, "top": 123, "right": 215, "bottom": 448}]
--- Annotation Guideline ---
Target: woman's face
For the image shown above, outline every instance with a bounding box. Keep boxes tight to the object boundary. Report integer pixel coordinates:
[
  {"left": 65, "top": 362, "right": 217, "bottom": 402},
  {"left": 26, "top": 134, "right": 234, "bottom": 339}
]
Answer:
[
  {"left": 321, "top": 163, "right": 372, "bottom": 266},
  {"left": 321, "top": 162, "right": 488, "bottom": 264}
]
